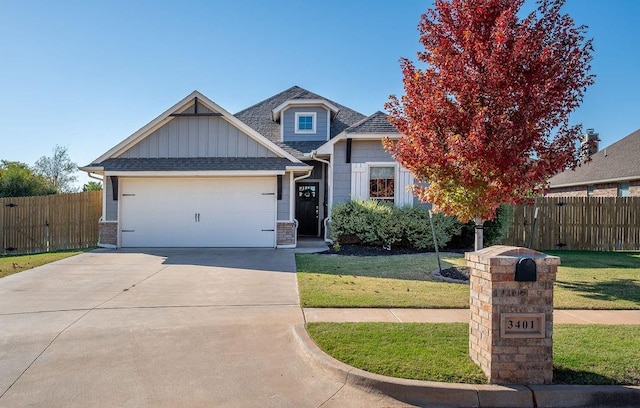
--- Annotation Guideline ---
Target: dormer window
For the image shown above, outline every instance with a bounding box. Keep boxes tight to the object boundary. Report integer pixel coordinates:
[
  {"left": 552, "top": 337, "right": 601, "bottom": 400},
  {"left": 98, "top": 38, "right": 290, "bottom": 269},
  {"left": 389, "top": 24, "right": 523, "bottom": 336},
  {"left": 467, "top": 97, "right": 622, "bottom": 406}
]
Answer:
[{"left": 295, "top": 112, "right": 316, "bottom": 134}]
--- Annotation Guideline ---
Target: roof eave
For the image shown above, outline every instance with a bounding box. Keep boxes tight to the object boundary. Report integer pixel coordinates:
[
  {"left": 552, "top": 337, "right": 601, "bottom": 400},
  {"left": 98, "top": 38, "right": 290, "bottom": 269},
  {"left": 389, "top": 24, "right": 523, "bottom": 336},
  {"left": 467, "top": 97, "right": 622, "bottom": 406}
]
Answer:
[
  {"left": 549, "top": 174, "right": 640, "bottom": 188},
  {"left": 271, "top": 99, "right": 340, "bottom": 121}
]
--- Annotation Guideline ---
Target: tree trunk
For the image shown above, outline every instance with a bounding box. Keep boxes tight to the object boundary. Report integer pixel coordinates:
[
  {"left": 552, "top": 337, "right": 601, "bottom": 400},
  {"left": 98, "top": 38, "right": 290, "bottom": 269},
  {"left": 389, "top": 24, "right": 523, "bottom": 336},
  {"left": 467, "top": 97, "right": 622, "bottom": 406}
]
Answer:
[{"left": 474, "top": 216, "right": 484, "bottom": 251}]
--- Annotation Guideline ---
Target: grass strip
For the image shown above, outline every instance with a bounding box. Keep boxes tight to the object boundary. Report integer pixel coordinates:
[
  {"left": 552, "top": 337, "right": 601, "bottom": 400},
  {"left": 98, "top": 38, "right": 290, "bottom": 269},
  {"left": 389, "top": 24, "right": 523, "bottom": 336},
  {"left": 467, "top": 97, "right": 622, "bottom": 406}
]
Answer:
[
  {"left": 0, "top": 249, "right": 91, "bottom": 279},
  {"left": 307, "top": 322, "right": 640, "bottom": 385}
]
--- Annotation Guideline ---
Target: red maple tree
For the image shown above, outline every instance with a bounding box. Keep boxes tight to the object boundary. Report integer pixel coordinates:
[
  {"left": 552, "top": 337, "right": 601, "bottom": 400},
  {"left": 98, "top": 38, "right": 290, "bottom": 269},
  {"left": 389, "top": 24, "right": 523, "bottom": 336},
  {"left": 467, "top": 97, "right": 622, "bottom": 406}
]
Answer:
[{"left": 385, "top": 0, "right": 594, "bottom": 249}]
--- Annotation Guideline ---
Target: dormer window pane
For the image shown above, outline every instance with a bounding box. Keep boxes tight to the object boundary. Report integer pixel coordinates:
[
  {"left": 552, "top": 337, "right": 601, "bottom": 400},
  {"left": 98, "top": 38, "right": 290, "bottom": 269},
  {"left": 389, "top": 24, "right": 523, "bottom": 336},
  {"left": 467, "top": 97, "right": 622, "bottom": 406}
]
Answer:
[
  {"left": 295, "top": 112, "right": 316, "bottom": 134},
  {"left": 299, "top": 116, "right": 313, "bottom": 130}
]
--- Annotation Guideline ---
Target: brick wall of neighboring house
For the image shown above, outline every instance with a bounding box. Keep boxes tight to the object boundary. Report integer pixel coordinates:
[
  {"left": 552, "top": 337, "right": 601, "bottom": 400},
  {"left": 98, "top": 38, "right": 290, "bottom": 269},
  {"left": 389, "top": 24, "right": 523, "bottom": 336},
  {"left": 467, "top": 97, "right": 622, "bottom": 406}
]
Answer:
[
  {"left": 98, "top": 221, "right": 118, "bottom": 246},
  {"left": 277, "top": 221, "right": 296, "bottom": 247},
  {"left": 546, "top": 180, "right": 640, "bottom": 197}
]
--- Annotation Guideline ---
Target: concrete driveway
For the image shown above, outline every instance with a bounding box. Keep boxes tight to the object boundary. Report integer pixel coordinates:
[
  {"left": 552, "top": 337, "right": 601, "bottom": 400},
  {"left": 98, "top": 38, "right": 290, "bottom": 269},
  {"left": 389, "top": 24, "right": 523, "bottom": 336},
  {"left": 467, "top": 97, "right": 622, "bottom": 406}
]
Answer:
[{"left": 0, "top": 249, "right": 407, "bottom": 407}]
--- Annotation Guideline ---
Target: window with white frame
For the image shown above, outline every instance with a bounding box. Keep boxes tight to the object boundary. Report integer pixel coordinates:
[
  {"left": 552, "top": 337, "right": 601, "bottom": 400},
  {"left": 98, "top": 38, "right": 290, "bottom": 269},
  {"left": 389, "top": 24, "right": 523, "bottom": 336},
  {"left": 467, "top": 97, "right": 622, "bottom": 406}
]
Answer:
[
  {"left": 369, "top": 166, "right": 395, "bottom": 203},
  {"left": 295, "top": 112, "right": 316, "bottom": 134}
]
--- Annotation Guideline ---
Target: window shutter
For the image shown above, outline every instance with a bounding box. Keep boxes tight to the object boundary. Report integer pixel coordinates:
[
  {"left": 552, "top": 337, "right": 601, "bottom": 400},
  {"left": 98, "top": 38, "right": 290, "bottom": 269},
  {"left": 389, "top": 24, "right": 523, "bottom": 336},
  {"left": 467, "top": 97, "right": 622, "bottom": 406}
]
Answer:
[
  {"left": 396, "top": 167, "right": 414, "bottom": 207},
  {"left": 350, "top": 163, "right": 368, "bottom": 199}
]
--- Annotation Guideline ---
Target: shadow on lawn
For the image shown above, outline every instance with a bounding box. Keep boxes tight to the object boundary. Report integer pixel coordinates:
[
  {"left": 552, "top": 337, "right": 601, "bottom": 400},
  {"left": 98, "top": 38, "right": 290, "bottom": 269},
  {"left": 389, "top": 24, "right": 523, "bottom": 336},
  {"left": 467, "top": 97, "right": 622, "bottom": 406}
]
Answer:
[
  {"left": 554, "top": 367, "right": 629, "bottom": 385},
  {"left": 555, "top": 278, "right": 640, "bottom": 306},
  {"left": 547, "top": 251, "right": 640, "bottom": 269}
]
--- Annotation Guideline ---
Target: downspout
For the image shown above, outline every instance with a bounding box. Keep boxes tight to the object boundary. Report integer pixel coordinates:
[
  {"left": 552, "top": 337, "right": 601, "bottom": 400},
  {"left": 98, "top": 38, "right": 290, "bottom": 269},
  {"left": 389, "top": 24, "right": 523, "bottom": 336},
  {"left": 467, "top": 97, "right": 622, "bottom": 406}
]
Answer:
[
  {"left": 292, "top": 169, "right": 313, "bottom": 248},
  {"left": 310, "top": 150, "right": 333, "bottom": 243},
  {"left": 87, "top": 172, "right": 106, "bottom": 223}
]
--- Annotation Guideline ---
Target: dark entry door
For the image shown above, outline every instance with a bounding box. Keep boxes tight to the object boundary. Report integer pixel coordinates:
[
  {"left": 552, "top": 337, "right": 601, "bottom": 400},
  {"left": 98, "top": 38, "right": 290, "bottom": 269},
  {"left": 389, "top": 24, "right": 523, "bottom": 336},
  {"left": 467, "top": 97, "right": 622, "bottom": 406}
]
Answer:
[{"left": 296, "top": 182, "right": 319, "bottom": 236}]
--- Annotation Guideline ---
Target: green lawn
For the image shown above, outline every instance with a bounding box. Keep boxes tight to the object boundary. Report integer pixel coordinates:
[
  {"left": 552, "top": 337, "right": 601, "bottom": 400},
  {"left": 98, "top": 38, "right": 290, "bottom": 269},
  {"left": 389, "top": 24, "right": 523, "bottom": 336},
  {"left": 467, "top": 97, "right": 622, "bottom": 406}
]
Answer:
[
  {"left": 307, "top": 322, "right": 640, "bottom": 385},
  {"left": 297, "top": 251, "right": 640, "bottom": 309},
  {"left": 297, "top": 253, "right": 469, "bottom": 308},
  {"left": 548, "top": 251, "right": 640, "bottom": 309},
  {"left": 0, "top": 249, "right": 90, "bottom": 279}
]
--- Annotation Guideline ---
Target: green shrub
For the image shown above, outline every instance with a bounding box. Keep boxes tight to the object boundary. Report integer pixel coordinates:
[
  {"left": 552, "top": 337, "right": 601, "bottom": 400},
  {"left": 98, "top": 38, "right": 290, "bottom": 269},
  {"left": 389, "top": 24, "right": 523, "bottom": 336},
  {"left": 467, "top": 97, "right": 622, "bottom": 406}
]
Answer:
[
  {"left": 329, "top": 199, "right": 461, "bottom": 250},
  {"left": 483, "top": 205, "right": 514, "bottom": 246},
  {"left": 447, "top": 204, "right": 514, "bottom": 249}
]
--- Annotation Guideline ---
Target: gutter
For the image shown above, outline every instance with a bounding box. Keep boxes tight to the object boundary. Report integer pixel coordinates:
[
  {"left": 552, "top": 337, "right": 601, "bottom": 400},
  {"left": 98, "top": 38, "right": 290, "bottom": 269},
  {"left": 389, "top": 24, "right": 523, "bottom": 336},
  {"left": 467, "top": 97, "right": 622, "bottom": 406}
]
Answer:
[
  {"left": 550, "top": 174, "right": 640, "bottom": 189},
  {"left": 309, "top": 150, "right": 334, "bottom": 244},
  {"left": 87, "top": 172, "right": 103, "bottom": 182},
  {"left": 290, "top": 169, "right": 313, "bottom": 248}
]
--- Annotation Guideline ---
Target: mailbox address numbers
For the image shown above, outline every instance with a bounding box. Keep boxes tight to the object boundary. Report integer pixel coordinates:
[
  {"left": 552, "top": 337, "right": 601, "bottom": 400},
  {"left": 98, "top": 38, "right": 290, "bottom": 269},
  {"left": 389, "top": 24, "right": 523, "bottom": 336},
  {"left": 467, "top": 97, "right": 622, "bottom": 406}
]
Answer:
[{"left": 500, "top": 313, "right": 545, "bottom": 338}]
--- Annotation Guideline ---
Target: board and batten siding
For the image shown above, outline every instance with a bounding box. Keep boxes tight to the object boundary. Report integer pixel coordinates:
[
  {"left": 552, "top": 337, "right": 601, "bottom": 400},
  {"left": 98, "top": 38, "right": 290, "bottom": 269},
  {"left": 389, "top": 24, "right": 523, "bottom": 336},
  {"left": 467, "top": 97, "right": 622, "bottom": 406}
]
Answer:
[
  {"left": 282, "top": 107, "right": 329, "bottom": 142},
  {"left": 118, "top": 116, "right": 276, "bottom": 159}
]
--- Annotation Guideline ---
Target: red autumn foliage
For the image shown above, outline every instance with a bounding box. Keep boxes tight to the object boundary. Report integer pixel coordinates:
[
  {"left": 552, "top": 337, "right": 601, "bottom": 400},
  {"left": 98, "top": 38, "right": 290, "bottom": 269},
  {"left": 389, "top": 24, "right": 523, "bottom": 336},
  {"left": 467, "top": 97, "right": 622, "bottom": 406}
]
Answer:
[{"left": 385, "top": 0, "right": 594, "bottom": 222}]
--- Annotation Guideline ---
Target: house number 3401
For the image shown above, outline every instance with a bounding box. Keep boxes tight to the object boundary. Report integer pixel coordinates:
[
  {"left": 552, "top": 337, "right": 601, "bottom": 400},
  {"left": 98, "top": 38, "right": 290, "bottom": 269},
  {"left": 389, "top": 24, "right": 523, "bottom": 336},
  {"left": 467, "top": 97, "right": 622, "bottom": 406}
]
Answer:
[
  {"left": 500, "top": 313, "right": 545, "bottom": 338},
  {"left": 507, "top": 319, "right": 536, "bottom": 330}
]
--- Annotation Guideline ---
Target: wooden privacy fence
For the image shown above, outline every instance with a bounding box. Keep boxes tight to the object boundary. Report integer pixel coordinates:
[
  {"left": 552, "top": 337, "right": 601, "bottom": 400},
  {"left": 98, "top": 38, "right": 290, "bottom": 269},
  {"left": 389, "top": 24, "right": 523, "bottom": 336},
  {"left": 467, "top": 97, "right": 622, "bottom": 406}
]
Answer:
[
  {"left": 504, "top": 197, "right": 640, "bottom": 251},
  {"left": 1, "top": 191, "right": 102, "bottom": 255}
]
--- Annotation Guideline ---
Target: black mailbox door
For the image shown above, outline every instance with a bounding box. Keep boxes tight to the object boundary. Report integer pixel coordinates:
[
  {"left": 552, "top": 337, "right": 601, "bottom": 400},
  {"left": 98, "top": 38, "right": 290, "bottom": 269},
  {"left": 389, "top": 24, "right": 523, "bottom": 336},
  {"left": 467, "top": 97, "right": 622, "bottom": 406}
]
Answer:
[{"left": 515, "top": 258, "right": 537, "bottom": 282}]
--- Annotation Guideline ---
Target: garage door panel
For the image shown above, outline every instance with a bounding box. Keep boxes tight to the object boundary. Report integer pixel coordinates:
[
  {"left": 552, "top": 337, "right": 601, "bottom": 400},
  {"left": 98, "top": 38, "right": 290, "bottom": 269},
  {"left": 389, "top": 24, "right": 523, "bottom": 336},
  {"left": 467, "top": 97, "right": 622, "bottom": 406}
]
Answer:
[{"left": 120, "top": 177, "right": 276, "bottom": 247}]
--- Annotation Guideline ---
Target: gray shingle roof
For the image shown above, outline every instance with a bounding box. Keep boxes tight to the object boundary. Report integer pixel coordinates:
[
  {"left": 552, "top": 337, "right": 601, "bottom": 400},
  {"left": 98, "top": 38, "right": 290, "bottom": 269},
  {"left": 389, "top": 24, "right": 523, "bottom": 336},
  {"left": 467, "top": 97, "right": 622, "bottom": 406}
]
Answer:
[
  {"left": 234, "top": 86, "right": 367, "bottom": 157},
  {"left": 344, "top": 111, "right": 399, "bottom": 134},
  {"left": 96, "top": 157, "right": 307, "bottom": 172},
  {"left": 548, "top": 129, "right": 640, "bottom": 187}
]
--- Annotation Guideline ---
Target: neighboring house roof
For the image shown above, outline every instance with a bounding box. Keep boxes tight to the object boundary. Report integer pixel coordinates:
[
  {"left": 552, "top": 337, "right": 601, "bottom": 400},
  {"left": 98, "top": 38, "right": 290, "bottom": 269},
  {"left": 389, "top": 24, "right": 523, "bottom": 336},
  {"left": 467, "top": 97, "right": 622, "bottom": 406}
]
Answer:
[
  {"left": 97, "top": 157, "right": 306, "bottom": 172},
  {"left": 344, "top": 111, "right": 398, "bottom": 134},
  {"left": 548, "top": 129, "right": 640, "bottom": 187},
  {"left": 234, "top": 86, "right": 367, "bottom": 157}
]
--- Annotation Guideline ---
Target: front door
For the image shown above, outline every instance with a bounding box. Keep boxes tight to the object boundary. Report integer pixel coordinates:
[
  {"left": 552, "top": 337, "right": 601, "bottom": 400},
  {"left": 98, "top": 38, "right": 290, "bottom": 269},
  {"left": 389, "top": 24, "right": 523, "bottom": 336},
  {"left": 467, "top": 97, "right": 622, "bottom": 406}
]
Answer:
[{"left": 295, "top": 182, "right": 319, "bottom": 236}]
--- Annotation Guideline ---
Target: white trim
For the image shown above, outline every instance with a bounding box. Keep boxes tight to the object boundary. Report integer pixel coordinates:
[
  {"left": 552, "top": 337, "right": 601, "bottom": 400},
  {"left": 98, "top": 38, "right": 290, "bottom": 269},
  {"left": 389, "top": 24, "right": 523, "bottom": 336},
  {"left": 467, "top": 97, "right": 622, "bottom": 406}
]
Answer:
[
  {"left": 286, "top": 165, "right": 314, "bottom": 172},
  {"left": 272, "top": 99, "right": 339, "bottom": 121},
  {"left": 116, "top": 184, "right": 122, "bottom": 248},
  {"left": 101, "top": 181, "right": 107, "bottom": 221},
  {"left": 294, "top": 112, "right": 317, "bottom": 134},
  {"left": 91, "top": 91, "right": 302, "bottom": 164},
  {"left": 550, "top": 175, "right": 640, "bottom": 188},
  {"left": 103, "top": 170, "right": 286, "bottom": 177},
  {"left": 289, "top": 172, "right": 295, "bottom": 222},
  {"left": 367, "top": 163, "right": 397, "bottom": 203},
  {"left": 277, "top": 244, "right": 297, "bottom": 249},
  {"left": 316, "top": 131, "right": 401, "bottom": 155}
]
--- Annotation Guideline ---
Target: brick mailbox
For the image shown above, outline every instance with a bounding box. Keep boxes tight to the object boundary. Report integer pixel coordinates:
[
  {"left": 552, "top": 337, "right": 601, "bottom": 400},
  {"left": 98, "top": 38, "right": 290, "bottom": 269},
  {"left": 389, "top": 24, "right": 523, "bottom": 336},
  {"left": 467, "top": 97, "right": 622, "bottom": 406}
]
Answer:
[{"left": 465, "top": 246, "right": 560, "bottom": 385}]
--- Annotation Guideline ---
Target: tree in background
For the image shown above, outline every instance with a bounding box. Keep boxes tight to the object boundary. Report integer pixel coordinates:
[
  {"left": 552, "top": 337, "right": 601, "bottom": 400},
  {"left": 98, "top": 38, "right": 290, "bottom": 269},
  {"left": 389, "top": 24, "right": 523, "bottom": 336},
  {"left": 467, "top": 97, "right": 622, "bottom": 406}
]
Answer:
[
  {"left": 82, "top": 181, "right": 103, "bottom": 191},
  {"left": 34, "top": 145, "right": 78, "bottom": 193},
  {"left": 385, "top": 0, "right": 594, "bottom": 250},
  {"left": 0, "top": 161, "right": 56, "bottom": 197}
]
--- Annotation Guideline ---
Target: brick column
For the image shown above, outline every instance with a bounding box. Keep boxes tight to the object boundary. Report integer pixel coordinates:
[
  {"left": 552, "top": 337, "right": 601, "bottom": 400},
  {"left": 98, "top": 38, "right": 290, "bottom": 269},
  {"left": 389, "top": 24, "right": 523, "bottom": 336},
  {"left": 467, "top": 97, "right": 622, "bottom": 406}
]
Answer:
[
  {"left": 277, "top": 221, "right": 296, "bottom": 247},
  {"left": 98, "top": 221, "right": 118, "bottom": 247},
  {"left": 466, "top": 246, "right": 559, "bottom": 385}
]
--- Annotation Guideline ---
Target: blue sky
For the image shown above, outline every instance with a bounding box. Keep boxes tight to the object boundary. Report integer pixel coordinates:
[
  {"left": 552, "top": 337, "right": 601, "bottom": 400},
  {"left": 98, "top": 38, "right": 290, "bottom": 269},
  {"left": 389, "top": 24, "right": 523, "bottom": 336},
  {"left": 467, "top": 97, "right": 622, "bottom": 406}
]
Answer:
[{"left": 1, "top": 0, "right": 638, "bottom": 187}]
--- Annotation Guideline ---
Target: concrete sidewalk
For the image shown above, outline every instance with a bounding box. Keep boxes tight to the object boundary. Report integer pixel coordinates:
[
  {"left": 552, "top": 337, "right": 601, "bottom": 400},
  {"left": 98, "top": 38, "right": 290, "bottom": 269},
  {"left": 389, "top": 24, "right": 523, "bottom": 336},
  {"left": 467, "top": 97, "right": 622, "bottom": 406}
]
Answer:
[{"left": 303, "top": 308, "right": 640, "bottom": 324}]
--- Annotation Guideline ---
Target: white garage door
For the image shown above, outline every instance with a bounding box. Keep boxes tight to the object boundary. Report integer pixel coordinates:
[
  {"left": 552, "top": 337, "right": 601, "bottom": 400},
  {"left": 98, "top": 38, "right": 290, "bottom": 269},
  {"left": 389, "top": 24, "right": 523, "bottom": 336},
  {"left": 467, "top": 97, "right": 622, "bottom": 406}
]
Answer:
[{"left": 120, "top": 177, "right": 276, "bottom": 247}]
